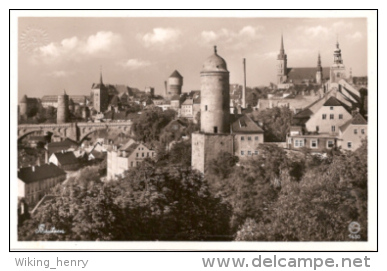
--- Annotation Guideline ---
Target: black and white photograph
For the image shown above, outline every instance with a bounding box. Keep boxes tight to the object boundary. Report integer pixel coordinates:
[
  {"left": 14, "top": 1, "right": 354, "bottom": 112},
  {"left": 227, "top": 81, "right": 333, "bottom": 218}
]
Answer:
[{"left": 10, "top": 10, "right": 377, "bottom": 251}]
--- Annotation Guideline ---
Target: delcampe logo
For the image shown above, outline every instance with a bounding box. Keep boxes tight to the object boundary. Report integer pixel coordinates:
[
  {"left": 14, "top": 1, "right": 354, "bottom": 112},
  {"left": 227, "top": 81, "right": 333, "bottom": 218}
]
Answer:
[{"left": 348, "top": 221, "right": 361, "bottom": 239}]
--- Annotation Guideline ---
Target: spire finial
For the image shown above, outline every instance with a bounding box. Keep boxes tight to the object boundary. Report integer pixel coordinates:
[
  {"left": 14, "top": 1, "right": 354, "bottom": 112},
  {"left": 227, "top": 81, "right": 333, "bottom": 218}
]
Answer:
[
  {"left": 64, "top": 89, "right": 66, "bottom": 95},
  {"left": 214, "top": 45, "right": 217, "bottom": 54}
]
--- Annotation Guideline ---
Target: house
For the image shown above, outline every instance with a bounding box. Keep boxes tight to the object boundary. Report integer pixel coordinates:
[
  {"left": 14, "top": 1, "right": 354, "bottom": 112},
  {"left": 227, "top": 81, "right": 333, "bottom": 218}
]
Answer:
[
  {"left": 338, "top": 113, "right": 367, "bottom": 151},
  {"left": 28, "top": 135, "right": 48, "bottom": 148},
  {"left": 304, "top": 96, "right": 353, "bottom": 134},
  {"left": 107, "top": 140, "right": 156, "bottom": 180},
  {"left": 46, "top": 138, "right": 78, "bottom": 154},
  {"left": 49, "top": 151, "right": 79, "bottom": 171},
  {"left": 18, "top": 164, "right": 66, "bottom": 206},
  {"left": 231, "top": 114, "right": 265, "bottom": 158},
  {"left": 88, "top": 150, "right": 107, "bottom": 161}
]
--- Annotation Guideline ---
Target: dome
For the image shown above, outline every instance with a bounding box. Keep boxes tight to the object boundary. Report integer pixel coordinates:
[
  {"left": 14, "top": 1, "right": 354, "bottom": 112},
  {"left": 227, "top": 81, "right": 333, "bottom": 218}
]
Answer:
[{"left": 201, "top": 46, "right": 228, "bottom": 72}]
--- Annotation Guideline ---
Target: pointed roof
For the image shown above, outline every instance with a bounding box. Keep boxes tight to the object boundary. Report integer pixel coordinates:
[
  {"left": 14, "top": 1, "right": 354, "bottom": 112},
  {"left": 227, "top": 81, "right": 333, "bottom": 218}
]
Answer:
[
  {"left": 169, "top": 70, "right": 183, "bottom": 78},
  {"left": 340, "top": 113, "right": 367, "bottom": 132},
  {"left": 231, "top": 114, "right": 264, "bottom": 134},
  {"left": 20, "top": 95, "right": 28, "bottom": 103},
  {"left": 18, "top": 163, "right": 66, "bottom": 184},
  {"left": 52, "top": 151, "right": 78, "bottom": 165},
  {"left": 323, "top": 96, "right": 343, "bottom": 107},
  {"left": 280, "top": 33, "right": 284, "bottom": 52}
]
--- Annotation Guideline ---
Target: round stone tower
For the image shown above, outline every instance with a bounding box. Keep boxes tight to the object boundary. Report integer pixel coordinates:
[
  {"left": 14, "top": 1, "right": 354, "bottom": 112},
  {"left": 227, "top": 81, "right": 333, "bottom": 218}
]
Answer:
[
  {"left": 19, "top": 95, "right": 28, "bottom": 117},
  {"left": 57, "top": 91, "right": 69, "bottom": 124},
  {"left": 167, "top": 70, "right": 183, "bottom": 98},
  {"left": 200, "top": 46, "right": 230, "bottom": 134}
]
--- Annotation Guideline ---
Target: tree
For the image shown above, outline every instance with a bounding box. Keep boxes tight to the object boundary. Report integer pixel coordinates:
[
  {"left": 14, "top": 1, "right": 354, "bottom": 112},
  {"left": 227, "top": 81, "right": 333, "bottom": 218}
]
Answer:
[
  {"left": 250, "top": 107, "right": 293, "bottom": 142},
  {"left": 207, "top": 151, "right": 239, "bottom": 179},
  {"left": 131, "top": 107, "right": 177, "bottom": 144}
]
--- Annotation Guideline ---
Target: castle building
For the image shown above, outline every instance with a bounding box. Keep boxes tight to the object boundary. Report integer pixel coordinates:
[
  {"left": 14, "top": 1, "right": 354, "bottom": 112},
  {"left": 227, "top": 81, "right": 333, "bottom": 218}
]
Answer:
[
  {"left": 92, "top": 71, "right": 109, "bottom": 113},
  {"left": 330, "top": 40, "right": 346, "bottom": 83},
  {"left": 57, "top": 91, "right": 69, "bottom": 124},
  {"left": 192, "top": 47, "right": 264, "bottom": 174},
  {"left": 276, "top": 35, "right": 330, "bottom": 86},
  {"left": 19, "top": 95, "right": 40, "bottom": 119},
  {"left": 165, "top": 70, "right": 183, "bottom": 99}
]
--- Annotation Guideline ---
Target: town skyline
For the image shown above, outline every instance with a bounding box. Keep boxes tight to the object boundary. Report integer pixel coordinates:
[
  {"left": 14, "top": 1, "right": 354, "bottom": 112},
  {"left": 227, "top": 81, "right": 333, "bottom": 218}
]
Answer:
[{"left": 18, "top": 17, "right": 367, "bottom": 100}]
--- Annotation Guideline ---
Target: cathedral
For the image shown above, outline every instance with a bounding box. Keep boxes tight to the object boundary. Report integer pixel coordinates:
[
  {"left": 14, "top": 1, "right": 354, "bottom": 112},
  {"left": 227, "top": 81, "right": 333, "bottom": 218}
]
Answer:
[{"left": 276, "top": 35, "right": 346, "bottom": 87}]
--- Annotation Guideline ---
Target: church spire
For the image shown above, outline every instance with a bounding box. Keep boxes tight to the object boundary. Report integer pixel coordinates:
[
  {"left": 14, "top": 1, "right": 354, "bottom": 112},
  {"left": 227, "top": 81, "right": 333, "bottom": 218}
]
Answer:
[
  {"left": 317, "top": 52, "right": 322, "bottom": 67},
  {"left": 280, "top": 33, "right": 285, "bottom": 54}
]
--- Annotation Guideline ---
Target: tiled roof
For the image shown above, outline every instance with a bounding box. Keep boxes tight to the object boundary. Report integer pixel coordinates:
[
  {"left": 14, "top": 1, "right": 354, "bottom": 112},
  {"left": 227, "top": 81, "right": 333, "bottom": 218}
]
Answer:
[
  {"left": 53, "top": 152, "right": 78, "bottom": 165},
  {"left": 351, "top": 113, "right": 367, "bottom": 125},
  {"left": 169, "top": 70, "right": 183, "bottom": 78},
  {"left": 47, "top": 138, "right": 78, "bottom": 152},
  {"left": 18, "top": 163, "right": 66, "bottom": 184},
  {"left": 323, "top": 96, "right": 342, "bottom": 106},
  {"left": 182, "top": 99, "right": 193, "bottom": 105},
  {"left": 287, "top": 67, "right": 330, "bottom": 82},
  {"left": 231, "top": 114, "right": 264, "bottom": 134}
]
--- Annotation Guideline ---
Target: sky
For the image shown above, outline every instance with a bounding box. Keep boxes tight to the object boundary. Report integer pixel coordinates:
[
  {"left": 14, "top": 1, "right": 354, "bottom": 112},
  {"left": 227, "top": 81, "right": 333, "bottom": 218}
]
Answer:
[{"left": 18, "top": 17, "right": 368, "bottom": 100}]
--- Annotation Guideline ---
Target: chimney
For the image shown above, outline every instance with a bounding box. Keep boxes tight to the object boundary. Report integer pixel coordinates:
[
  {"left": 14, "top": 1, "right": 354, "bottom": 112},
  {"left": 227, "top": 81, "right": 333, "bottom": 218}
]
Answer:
[
  {"left": 164, "top": 81, "right": 168, "bottom": 97},
  {"left": 242, "top": 58, "right": 246, "bottom": 109}
]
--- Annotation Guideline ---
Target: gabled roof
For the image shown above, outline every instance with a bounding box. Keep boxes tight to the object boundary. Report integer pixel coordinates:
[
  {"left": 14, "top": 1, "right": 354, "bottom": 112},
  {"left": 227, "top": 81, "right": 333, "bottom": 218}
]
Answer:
[
  {"left": 287, "top": 67, "right": 330, "bottom": 82},
  {"left": 182, "top": 98, "right": 193, "bottom": 105},
  {"left": 323, "top": 96, "right": 343, "bottom": 106},
  {"left": 231, "top": 114, "right": 264, "bottom": 134},
  {"left": 169, "top": 70, "right": 183, "bottom": 78},
  {"left": 339, "top": 113, "right": 367, "bottom": 132},
  {"left": 52, "top": 152, "right": 78, "bottom": 165},
  {"left": 47, "top": 138, "right": 78, "bottom": 152},
  {"left": 18, "top": 163, "right": 66, "bottom": 184}
]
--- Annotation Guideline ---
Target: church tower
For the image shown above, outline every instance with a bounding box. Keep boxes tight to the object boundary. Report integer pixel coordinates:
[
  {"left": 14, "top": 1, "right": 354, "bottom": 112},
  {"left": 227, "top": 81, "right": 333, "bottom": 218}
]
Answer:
[
  {"left": 92, "top": 69, "right": 109, "bottom": 113},
  {"left": 330, "top": 39, "right": 346, "bottom": 83},
  {"left": 192, "top": 46, "right": 234, "bottom": 173},
  {"left": 316, "top": 52, "right": 323, "bottom": 84},
  {"left": 277, "top": 34, "right": 287, "bottom": 84}
]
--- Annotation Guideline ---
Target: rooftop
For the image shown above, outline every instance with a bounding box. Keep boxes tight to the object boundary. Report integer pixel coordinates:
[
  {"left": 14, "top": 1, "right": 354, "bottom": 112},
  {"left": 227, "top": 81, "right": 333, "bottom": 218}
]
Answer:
[{"left": 18, "top": 163, "right": 66, "bottom": 184}]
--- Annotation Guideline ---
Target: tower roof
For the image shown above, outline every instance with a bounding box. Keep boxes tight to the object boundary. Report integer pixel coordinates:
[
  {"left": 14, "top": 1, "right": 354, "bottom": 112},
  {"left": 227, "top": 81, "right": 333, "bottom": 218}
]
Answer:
[
  {"left": 201, "top": 46, "right": 228, "bottom": 73},
  {"left": 169, "top": 70, "right": 183, "bottom": 78},
  {"left": 20, "top": 95, "right": 28, "bottom": 103}
]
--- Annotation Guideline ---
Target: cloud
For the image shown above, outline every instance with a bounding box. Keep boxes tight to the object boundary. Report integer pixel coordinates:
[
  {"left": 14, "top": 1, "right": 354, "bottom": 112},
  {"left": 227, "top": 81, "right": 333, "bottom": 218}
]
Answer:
[
  {"left": 346, "top": 31, "right": 363, "bottom": 42},
  {"left": 199, "top": 25, "right": 264, "bottom": 50},
  {"left": 298, "top": 25, "right": 329, "bottom": 37},
  {"left": 45, "top": 70, "right": 75, "bottom": 78},
  {"left": 332, "top": 21, "right": 353, "bottom": 31},
  {"left": 33, "top": 31, "right": 123, "bottom": 63},
  {"left": 138, "top": 28, "right": 181, "bottom": 49},
  {"left": 118, "top": 59, "right": 152, "bottom": 70}
]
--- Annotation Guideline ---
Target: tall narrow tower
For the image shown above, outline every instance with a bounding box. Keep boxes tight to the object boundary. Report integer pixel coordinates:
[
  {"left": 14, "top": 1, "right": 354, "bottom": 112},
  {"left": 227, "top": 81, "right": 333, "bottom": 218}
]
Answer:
[
  {"left": 57, "top": 90, "right": 69, "bottom": 124},
  {"left": 192, "top": 46, "right": 234, "bottom": 174},
  {"left": 316, "top": 52, "right": 323, "bottom": 84},
  {"left": 200, "top": 46, "right": 230, "bottom": 134},
  {"left": 277, "top": 34, "right": 287, "bottom": 84},
  {"left": 242, "top": 58, "right": 246, "bottom": 108},
  {"left": 92, "top": 69, "right": 109, "bottom": 113},
  {"left": 330, "top": 39, "right": 346, "bottom": 83}
]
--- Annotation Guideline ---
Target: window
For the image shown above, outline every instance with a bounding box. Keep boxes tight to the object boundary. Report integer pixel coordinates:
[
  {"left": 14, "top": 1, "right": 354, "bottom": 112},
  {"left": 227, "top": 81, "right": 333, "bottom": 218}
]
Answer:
[
  {"left": 142, "top": 153, "right": 144, "bottom": 157},
  {"left": 354, "top": 129, "right": 358, "bottom": 134},
  {"left": 331, "top": 126, "right": 336, "bottom": 132},
  {"left": 136, "top": 153, "right": 139, "bottom": 157},
  {"left": 327, "top": 140, "right": 334, "bottom": 148},
  {"left": 241, "top": 151, "right": 244, "bottom": 156},
  {"left": 147, "top": 152, "right": 149, "bottom": 157},
  {"left": 205, "top": 105, "right": 208, "bottom": 111},
  {"left": 294, "top": 139, "right": 304, "bottom": 148},
  {"left": 248, "top": 136, "right": 252, "bottom": 141},
  {"left": 241, "top": 136, "right": 245, "bottom": 141},
  {"left": 339, "top": 114, "right": 343, "bottom": 119},
  {"left": 347, "top": 142, "right": 352, "bottom": 149},
  {"left": 255, "top": 151, "right": 259, "bottom": 155},
  {"left": 131, "top": 162, "right": 133, "bottom": 167},
  {"left": 330, "top": 106, "right": 334, "bottom": 110},
  {"left": 311, "top": 140, "right": 318, "bottom": 148},
  {"left": 322, "top": 114, "right": 327, "bottom": 120},
  {"left": 316, "top": 126, "right": 319, "bottom": 132},
  {"left": 214, "top": 126, "right": 218, "bottom": 133},
  {"left": 330, "top": 114, "right": 334, "bottom": 120},
  {"left": 255, "top": 136, "right": 259, "bottom": 141},
  {"left": 136, "top": 162, "right": 140, "bottom": 166},
  {"left": 361, "top": 129, "right": 365, "bottom": 134}
]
